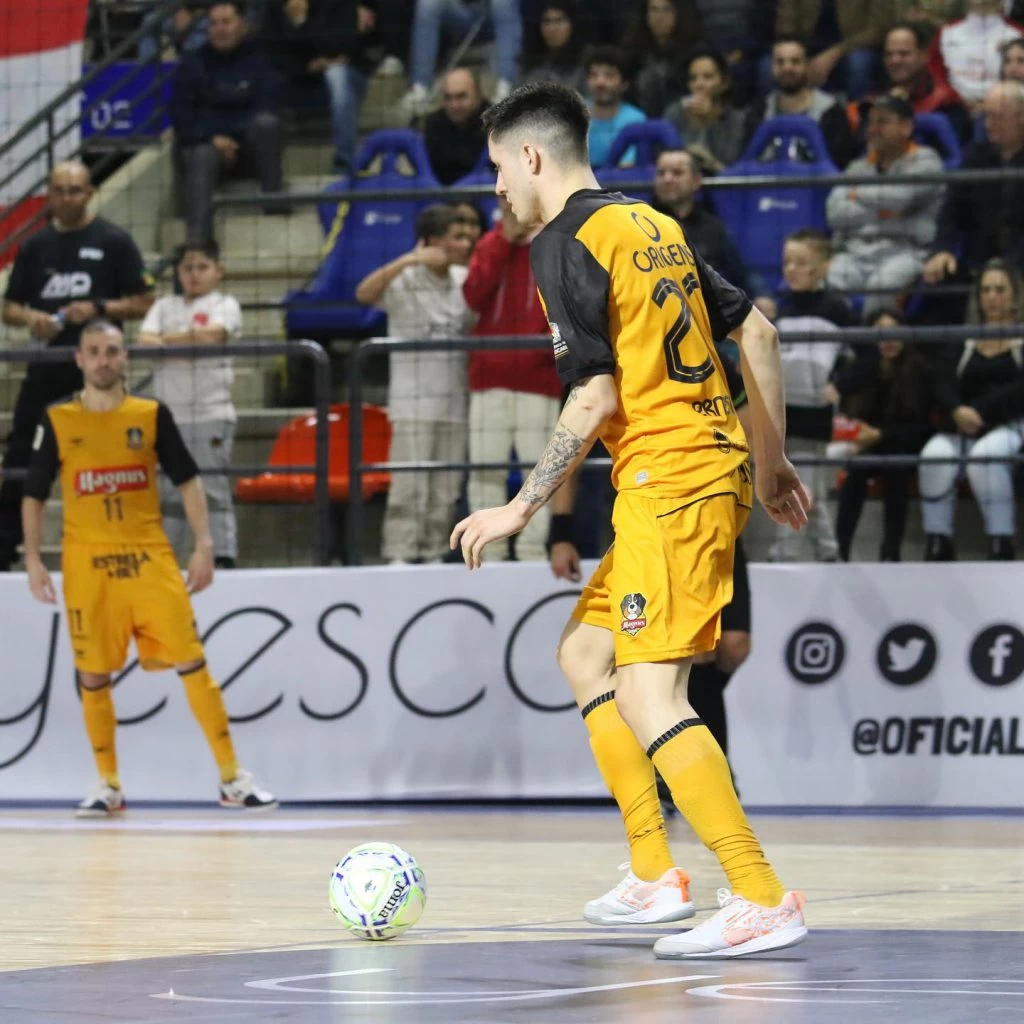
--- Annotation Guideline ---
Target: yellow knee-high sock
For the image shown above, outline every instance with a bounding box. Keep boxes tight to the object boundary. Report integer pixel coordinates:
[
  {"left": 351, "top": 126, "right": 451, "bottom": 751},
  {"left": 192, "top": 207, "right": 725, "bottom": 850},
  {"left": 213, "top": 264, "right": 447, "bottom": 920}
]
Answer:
[
  {"left": 583, "top": 693, "right": 674, "bottom": 882},
  {"left": 80, "top": 686, "right": 120, "bottom": 789},
  {"left": 650, "top": 719, "right": 784, "bottom": 907},
  {"left": 180, "top": 662, "right": 238, "bottom": 784}
]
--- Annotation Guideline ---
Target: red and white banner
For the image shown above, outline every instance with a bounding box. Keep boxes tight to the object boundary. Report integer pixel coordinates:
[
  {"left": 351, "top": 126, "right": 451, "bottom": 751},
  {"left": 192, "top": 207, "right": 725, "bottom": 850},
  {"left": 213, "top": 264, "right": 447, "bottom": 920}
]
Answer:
[{"left": 0, "top": 1, "right": 90, "bottom": 260}]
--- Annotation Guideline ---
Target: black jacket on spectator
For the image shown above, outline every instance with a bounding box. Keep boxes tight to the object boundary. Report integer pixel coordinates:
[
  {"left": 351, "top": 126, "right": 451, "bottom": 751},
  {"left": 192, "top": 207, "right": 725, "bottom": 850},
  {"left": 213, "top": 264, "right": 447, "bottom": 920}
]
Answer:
[
  {"left": 834, "top": 345, "right": 935, "bottom": 454},
  {"left": 261, "top": 0, "right": 376, "bottom": 80},
  {"left": 653, "top": 200, "right": 752, "bottom": 294},
  {"left": 424, "top": 104, "right": 489, "bottom": 186},
  {"left": 171, "top": 39, "right": 279, "bottom": 144},
  {"left": 933, "top": 344, "right": 1024, "bottom": 434},
  {"left": 932, "top": 141, "right": 1024, "bottom": 271}
]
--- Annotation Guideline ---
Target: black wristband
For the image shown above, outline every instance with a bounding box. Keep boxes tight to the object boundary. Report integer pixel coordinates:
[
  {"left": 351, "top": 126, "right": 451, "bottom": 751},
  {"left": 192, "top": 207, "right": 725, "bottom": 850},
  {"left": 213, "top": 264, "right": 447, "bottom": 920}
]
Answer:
[{"left": 548, "top": 513, "right": 575, "bottom": 547}]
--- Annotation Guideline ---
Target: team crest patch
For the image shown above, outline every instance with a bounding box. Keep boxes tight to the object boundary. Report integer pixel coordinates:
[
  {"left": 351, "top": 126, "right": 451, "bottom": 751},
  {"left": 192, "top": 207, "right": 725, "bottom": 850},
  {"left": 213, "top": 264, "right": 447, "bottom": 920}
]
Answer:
[
  {"left": 126, "top": 427, "right": 143, "bottom": 449},
  {"left": 620, "top": 593, "right": 647, "bottom": 636},
  {"left": 549, "top": 320, "right": 568, "bottom": 359}
]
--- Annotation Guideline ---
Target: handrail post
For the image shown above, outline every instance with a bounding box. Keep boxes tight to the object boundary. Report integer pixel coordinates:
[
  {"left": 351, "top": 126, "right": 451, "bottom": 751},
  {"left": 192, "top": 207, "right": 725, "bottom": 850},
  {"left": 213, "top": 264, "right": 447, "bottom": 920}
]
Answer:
[
  {"left": 302, "top": 339, "right": 333, "bottom": 566},
  {"left": 45, "top": 112, "right": 55, "bottom": 173},
  {"left": 347, "top": 342, "right": 367, "bottom": 567}
]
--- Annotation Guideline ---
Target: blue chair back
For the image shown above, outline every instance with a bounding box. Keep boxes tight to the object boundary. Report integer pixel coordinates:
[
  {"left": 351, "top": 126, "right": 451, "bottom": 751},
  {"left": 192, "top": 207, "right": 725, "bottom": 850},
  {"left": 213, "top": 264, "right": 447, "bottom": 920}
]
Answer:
[
  {"left": 286, "top": 130, "right": 440, "bottom": 338},
  {"left": 913, "top": 112, "right": 961, "bottom": 169},
  {"left": 711, "top": 116, "right": 837, "bottom": 284},
  {"left": 596, "top": 120, "right": 681, "bottom": 200}
]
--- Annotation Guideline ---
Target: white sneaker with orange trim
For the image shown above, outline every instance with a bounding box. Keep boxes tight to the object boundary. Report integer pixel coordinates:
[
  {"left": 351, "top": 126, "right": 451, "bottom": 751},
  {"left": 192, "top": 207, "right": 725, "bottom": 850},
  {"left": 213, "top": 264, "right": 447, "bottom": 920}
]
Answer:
[
  {"left": 584, "top": 865, "right": 695, "bottom": 925},
  {"left": 653, "top": 888, "right": 807, "bottom": 959}
]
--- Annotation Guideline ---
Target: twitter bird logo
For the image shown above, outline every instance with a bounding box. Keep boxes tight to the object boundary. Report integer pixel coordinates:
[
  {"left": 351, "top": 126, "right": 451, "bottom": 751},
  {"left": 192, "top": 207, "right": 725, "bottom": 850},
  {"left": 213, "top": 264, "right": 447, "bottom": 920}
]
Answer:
[
  {"left": 877, "top": 625, "right": 937, "bottom": 685},
  {"left": 887, "top": 638, "right": 926, "bottom": 673}
]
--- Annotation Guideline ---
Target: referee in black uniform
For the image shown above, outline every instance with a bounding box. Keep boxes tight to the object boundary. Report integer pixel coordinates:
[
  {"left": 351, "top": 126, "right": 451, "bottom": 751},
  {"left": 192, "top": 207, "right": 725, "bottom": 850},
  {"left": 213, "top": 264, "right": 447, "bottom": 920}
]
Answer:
[{"left": 0, "top": 161, "right": 154, "bottom": 570}]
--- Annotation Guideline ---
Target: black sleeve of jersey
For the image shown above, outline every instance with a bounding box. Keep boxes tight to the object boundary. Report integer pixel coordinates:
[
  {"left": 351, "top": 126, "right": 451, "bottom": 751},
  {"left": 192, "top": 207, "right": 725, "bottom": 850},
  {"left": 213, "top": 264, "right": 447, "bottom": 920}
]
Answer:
[
  {"left": 694, "top": 247, "right": 752, "bottom": 340},
  {"left": 155, "top": 402, "right": 200, "bottom": 486},
  {"left": 23, "top": 412, "right": 60, "bottom": 500},
  {"left": 4, "top": 238, "right": 35, "bottom": 304},
  {"left": 112, "top": 229, "right": 153, "bottom": 297},
  {"left": 719, "top": 351, "right": 747, "bottom": 409},
  {"left": 531, "top": 233, "right": 615, "bottom": 386}
]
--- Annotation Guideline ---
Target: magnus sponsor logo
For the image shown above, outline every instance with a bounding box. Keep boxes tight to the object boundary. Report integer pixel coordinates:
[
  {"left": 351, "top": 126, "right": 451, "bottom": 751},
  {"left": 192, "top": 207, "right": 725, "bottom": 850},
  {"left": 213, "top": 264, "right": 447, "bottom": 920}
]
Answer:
[{"left": 75, "top": 465, "right": 148, "bottom": 496}]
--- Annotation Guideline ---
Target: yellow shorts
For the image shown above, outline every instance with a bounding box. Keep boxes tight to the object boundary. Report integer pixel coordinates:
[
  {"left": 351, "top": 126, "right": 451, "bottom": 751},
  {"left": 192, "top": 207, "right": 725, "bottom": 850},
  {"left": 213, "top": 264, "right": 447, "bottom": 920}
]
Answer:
[
  {"left": 62, "top": 543, "right": 205, "bottom": 675},
  {"left": 573, "top": 468, "right": 752, "bottom": 666}
]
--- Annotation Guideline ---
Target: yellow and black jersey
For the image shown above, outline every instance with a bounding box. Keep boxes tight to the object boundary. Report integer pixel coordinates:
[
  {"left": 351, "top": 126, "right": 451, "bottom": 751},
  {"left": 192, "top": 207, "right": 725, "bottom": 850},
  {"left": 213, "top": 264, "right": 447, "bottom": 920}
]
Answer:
[
  {"left": 23, "top": 395, "right": 198, "bottom": 546},
  {"left": 530, "top": 189, "right": 751, "bottom": 498}
]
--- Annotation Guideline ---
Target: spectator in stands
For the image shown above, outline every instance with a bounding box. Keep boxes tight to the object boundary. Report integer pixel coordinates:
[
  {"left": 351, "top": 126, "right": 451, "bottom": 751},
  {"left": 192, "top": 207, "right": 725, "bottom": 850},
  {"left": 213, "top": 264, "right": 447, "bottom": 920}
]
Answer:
[
  {"left": 623, "top": 0, "right": 702, "bottom": 118},
  {"left": 451, "top": 201, "right": 488, "bottom": 245},
  {"left": 1001, "top": 36, "right": 1024, "bottom": 81},
  {"left": 424, "top": 67, "right": 490, "bottom": 185},
  {"left": 0, "top": 162, "right": 154, "bottom": 572},
  {"left": 919, "top": 258, "right": 1024, "bottom": 560},
  {"left": 139, "top": 3, "right": 210, "bottom": 61},
  {"left": 171, "top": 0, "right": 285, "bottom": 244},
  {"left": 354, "top": 206, "right": 476, "bottom": 564},
  {"left": 826, "top": 96, "right": 945, "bottom": 315},
  {"left": 771, "top": 228, "right": 854, "bottom": 562},
  {"left": 692, "top": 0, "right": 775, "bottom": 101},
  {"left": 663, "top": 48, "right": 749, "bottom": 174},
  {"left": 584, "top": 46, "right": 647, "bottom": 166},
  {"left": 519, "top": 1, "right": 589, "bottom": 93},
  {"left": 849, "top": 21, "right": 971, "bottom": 144},
  {"left": 652, "top": 148, "right": 753, "bottom": 292},
  {"left": 462, "top": 195, "right": 562, "bottom": 560},
  {"left": 892, "top": 2, "right": 964, "bottom": 35},
  {"left": 399, "top": 0, "right": 522, "bottom": 119},
  {"left": 138, "top": 242, "right": 241, "bottom": 568},
  {"left": 831, "top": 308, "right": 934, "bottom": 561},
  {"left": 261, "top": 0, "right": 379, "bottom": 173},
  {"left": 923, "top": 81, "right": 1024, "bottom": 285},
  {"left": 746, "top": 36, "right": 856, "bottom": 170},
  {"left": 929, "top": 0, "right": 1023, "bottom": 110},
  {"left": 772, "top": 0, "right": 892, "bottom": 99}
]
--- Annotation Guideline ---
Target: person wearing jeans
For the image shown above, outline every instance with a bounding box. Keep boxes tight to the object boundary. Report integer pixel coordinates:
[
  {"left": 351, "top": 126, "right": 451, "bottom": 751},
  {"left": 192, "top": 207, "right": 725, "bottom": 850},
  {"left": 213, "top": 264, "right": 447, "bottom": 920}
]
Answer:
[{"left": 401, "top": 0, "right": 523, "bottom": 116}]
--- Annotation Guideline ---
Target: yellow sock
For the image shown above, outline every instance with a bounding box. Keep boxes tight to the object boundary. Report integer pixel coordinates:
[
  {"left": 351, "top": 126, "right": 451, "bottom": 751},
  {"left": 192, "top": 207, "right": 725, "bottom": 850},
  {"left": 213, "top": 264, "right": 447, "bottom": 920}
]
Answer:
[
  {"left": 583, "top": 693, "right": 674, "bottom": 882},
  {"left": 650, "top": 719, "right": 784, "bottom": 907},
  {"left": 80, "top": 686, "right": 120, "bottom": 789},
  {"left": 180, "top": 662, "right": 238, "bottom": 783}
]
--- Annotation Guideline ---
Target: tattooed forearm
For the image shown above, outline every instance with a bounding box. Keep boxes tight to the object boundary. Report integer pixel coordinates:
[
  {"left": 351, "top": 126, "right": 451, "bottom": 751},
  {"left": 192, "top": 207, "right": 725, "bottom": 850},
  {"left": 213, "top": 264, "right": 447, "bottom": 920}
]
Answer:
[{"left": 517, "top": 424, "right": 589, "bottom": 507}]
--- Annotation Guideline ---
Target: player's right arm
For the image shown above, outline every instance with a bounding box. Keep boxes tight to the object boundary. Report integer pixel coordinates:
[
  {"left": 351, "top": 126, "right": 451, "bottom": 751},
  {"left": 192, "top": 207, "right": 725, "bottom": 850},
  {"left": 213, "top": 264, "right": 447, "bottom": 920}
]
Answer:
[
  {"left": 729, "top": 305, "right": 811, "bottom": 530},
  {"left": 21, "top": 413, "right": 60, "bottom": 604}
]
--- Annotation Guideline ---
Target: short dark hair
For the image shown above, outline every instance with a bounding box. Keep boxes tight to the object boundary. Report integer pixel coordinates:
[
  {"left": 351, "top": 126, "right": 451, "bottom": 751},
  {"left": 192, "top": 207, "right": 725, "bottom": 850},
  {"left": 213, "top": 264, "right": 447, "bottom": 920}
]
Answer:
[
  {"left": 772, "top": 35, "right": 809, "bottom": 57},
  {"left": 209, "top": 0, "right": 246, "bottom": 16},
  {"left": 175, "top": 240, "right": 221, "bottom": 265},
  {"left": 785, "top": 227, "right": 832, "bottom": 259},
  {"left": 866, "top": 306, "right": 904, "bottom": 327},
  {"left": 583, "top": 44, "right": 629, "bottom": 79},
  {"left": 415, "top": 204, "right": 460, "bottom": 243},
  {"left": 887, "top": 20, "right": 929, "bottom": 50},
  {"left": 481, "top": 81, "right": 591, "bottom": 166}
]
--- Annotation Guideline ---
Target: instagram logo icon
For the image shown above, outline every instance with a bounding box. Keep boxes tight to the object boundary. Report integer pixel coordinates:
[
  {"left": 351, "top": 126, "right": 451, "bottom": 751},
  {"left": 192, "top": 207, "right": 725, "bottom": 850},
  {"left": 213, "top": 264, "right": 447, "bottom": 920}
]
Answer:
[{"left": 786, "top": 623, "right": 845, "bottom": 684}]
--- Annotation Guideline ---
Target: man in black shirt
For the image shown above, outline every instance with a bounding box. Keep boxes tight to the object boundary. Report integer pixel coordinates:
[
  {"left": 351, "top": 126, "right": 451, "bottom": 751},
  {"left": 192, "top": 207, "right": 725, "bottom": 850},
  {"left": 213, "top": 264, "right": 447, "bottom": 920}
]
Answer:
[
  {"left": 652, "top": 149, "right": 754, "bottom": 294},
  {"left": 424, "top": 67, "right": 489, "bottom": 186},
  {"left": 0, "top": 161, "right": 154, "bottom": 570}
]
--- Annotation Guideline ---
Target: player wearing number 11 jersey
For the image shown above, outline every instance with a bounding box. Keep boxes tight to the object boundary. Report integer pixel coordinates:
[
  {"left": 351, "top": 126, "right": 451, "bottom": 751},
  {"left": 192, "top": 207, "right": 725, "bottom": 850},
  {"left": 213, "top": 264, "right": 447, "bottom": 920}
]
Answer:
[
  {"left": 450, "top": 82, "right": 813, "bottom": 958},
  {"left": 21, "top": 320, "right": 275, "bottom": 817}
]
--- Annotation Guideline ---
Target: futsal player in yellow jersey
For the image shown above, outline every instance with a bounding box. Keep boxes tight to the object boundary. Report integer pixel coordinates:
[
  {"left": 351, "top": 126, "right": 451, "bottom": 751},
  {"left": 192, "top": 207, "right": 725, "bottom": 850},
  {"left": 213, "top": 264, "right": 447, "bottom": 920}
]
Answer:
[
  {"left": 451, "top": 83, "right": 812, "bottom": 959},
  {"left": 22, "top": 320, "right": 276, "bottom": 816}
]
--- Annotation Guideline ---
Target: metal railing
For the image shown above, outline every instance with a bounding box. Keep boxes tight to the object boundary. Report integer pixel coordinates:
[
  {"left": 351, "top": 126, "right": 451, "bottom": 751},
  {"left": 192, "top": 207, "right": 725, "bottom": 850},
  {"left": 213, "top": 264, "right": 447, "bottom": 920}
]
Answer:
[
  {"left": 0, "top": 0, "right": 182, "bottom": 264},
  {"left": 0, "top": 340, "right": 333, "bottom": 564},
  {"left": 345, "top": 325, "right": 1024, "bottom": 565}
]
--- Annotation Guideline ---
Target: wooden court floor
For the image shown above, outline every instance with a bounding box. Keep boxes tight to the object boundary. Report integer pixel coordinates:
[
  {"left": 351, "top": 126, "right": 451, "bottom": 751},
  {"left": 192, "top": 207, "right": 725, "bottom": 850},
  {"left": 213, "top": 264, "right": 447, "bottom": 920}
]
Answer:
[{"left": 0, "top": 806, "right": 1021, "bottom": 1023}]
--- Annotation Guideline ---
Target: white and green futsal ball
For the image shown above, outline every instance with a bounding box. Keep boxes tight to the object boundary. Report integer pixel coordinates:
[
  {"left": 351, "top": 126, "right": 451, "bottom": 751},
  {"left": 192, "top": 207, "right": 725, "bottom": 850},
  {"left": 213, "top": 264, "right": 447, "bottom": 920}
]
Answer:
[{"left": 329, "top": 842, "right": 427, "bottom": 940}]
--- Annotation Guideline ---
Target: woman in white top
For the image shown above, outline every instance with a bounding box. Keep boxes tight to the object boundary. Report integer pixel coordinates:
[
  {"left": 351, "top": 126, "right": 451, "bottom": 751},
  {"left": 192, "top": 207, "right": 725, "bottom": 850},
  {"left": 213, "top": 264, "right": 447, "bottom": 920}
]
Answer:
[{"left": 138, "top": 241, "right": 242, "bottom": 566}]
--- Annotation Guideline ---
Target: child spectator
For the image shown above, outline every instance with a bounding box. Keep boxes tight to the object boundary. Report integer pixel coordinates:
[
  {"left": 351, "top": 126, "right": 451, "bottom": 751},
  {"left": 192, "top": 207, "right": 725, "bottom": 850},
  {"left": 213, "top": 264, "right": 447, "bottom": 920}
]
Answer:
[
  {"left": 138, "top": 241, "right": 241, "bottom": 568},
  {"left": 831, "top": 308, "right": 935, "bottom": 562},
  {"left": 355, "top": 206, "right": 476, "bottom": 563},
  {"left": 771, "top": 229, "right": 856, "bottom": 562}
]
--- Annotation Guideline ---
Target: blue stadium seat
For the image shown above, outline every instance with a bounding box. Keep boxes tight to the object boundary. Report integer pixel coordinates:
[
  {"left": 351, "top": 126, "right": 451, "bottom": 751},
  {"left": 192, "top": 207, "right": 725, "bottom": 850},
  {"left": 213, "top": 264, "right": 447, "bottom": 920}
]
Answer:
[
  {"left": 711, "top": 116, "right": 837, "bottom": 286},
  {"left": 914, "top": 112, "right": 961, "bottom": 169},
  {"left": 596, "top": 120, "right": 681, "bottom": 200},
  {"left": 284, "top": 130, "right": 440, "bottom": 339},
  {"left": 452, "top": 148, "right": 500, "bottom": 229}
]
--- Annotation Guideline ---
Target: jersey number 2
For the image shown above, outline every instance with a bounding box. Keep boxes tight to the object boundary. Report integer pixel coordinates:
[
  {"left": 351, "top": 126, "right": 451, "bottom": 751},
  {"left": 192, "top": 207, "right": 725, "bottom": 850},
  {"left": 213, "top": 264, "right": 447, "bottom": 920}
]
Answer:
[{"left": 653, "top": 275, "right": 715, "bottom": 385}]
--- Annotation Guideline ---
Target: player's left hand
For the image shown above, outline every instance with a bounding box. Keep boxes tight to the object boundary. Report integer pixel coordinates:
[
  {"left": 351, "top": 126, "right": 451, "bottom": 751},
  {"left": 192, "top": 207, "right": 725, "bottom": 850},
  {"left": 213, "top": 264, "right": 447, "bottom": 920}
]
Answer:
[
  {"left": 450, "top": 503, "right": 529, "bottom": 569},
  {"left": 757, "top": 458, "right": 813, "bottom": 531},
  {"left": 186, "top": 547, "right": 214, "bottom": 593}
]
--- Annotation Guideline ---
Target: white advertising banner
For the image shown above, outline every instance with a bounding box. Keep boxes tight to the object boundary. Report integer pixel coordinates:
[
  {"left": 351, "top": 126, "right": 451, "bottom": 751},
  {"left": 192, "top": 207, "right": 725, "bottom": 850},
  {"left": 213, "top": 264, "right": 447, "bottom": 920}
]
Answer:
[{"left": 0, "top": 563, "right": 1020, "bottom": 807}]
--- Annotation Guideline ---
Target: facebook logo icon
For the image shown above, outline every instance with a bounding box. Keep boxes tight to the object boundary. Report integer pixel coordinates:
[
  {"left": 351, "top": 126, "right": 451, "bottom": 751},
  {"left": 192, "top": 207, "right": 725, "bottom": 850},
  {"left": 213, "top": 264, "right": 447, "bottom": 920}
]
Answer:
[{"left": 970, "top": 625, "right": 1024, "bottom": 686}]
